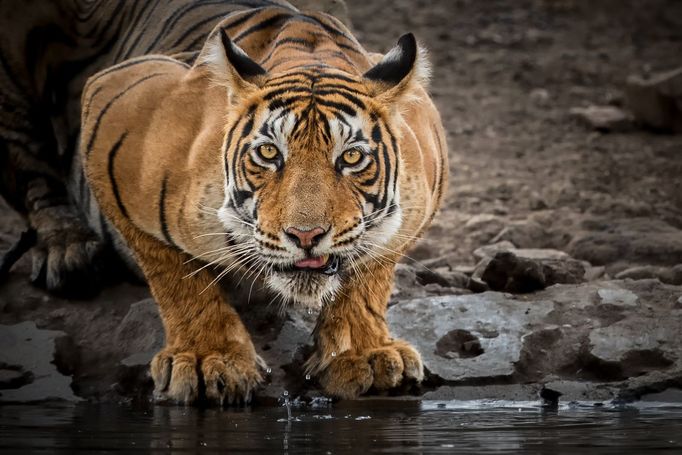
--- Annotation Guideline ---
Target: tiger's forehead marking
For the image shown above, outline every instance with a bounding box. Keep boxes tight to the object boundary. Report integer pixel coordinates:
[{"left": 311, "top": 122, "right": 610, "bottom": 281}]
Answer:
[{"left": 256, "top": 94, "right": 370, "bottom": 153}]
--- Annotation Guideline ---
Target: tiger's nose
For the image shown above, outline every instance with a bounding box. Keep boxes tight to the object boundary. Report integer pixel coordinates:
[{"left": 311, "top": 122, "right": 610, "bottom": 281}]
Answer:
[{"left": 284, "top": 226, "right": 327, "bottom": 249}]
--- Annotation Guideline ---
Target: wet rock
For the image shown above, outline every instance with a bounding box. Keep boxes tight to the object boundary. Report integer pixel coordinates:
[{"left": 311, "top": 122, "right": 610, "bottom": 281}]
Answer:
[
  {"left": 539, "top": 387, "right": 562, "bottom": 407},
  {"left": 388, "top": 292, "right": 555, "bottom": 381},
  {"left": 259, "top": 308, "right": 316, "bottom": 399},
  {"left": 114, "top": 299, "right": 164, "bottom": 357},
  {"left": 626, "top": 67, "right": 682, "bottom": 132},
  {"left": 569, "top": 105, "right": 634, "bottom": 132},
  {"left": 388, "top": 280, "right": 682, "bottom": 399},
  {"left": 0, "top": 369, "right": 26, "bottom": 389},
  {"left": 541, "top": 380, "right": 618, "bottom": 402},
  {"left": 421, "top": 384, "right": 537, "bottom": 401},
  {"left": 111, "top": 299, "right": 165, "bottom": 399},
  {"left": 0, "top": 322, "right": 80, "bottom": 402},
  {"left": 589, "top": 318, "right": 678, "bottom": 379}
]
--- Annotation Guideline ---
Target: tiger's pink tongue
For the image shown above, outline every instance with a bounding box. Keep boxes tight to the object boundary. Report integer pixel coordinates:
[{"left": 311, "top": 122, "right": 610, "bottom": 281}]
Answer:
[{"left": 294, "top": 256, "right": 327, "bottom": 269}]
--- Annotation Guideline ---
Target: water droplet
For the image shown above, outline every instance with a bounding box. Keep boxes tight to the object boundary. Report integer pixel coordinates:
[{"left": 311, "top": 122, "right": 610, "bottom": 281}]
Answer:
[
  {"left": 283, "top": 390, "right": 289, "bottom": 397},
  {"left": 330, "top": 296, "right": 336, "bottom": 302},
  {"left": 305, "top": 374, "right": 311, "bottom": 380},
  {"left": 266, "top": 367, "right": 272, "bottom": 374},
  {"left": 331, "top": 351, "right": 337, "bottom": 357},
  {"left": 307, "top": 308, "right": 313, "bottom": 315}
]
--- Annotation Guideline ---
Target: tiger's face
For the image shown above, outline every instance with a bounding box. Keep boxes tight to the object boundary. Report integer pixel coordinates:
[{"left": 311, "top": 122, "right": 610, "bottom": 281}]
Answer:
[
  {"left": 208, "top": 31, "right": 427, "bottom": 306},
  {"left": 218, "top": 80, "right": 402, "bottom": 305}
]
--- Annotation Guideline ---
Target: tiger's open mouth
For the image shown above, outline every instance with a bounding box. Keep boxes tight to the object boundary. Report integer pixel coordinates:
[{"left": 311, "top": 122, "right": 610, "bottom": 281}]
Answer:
[{"left": 275, "top": 254, "right": 341, "bottom": 276}]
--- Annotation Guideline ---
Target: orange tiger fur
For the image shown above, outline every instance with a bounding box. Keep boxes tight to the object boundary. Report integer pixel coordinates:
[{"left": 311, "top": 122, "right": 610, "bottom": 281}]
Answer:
[{"left": 81, "top": 6, "right": 447, "bottom": 403}]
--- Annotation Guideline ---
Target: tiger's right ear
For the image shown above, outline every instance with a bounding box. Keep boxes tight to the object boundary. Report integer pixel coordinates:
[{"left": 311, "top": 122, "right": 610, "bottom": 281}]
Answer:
[{"left": 198, "top": 28, "right": 267, "bottom": 101}]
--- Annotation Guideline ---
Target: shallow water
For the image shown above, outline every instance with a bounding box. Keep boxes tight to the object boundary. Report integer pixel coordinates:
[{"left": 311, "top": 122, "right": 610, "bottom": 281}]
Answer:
[{"left": 1, "top": 399, "right": 681, "bottom": 453}]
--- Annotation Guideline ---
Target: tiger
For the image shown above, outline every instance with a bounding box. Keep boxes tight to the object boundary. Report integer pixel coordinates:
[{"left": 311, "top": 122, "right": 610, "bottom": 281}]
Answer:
[{"left": 2, "top": 1, "right": 447, "bottom": 403}]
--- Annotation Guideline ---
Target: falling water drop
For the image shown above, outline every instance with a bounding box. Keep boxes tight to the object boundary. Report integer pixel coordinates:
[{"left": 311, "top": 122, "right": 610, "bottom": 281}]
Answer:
[
  {"left": 283, "top": 390, "right": 289, "bottom": 397},
  {"left": 266, "top": 367, "right": 272, "bottom": 374},
  {"left": 307, "top": 308, "right": 313, "bottom": 315},
  {"left": 331, "top": 351, "right": 337, "bottom": 357},
  {"left": 305, "top": 374, "right": 311, "bottom": 380}
]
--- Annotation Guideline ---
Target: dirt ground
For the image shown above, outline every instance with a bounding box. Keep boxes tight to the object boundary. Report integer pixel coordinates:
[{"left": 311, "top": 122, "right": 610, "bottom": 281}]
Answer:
[
  {"left": 346, "top": 0, "right": 682, "bottom": 273},
  {"left": 1, "top": 0, "right": 682, "bottom": 402}
]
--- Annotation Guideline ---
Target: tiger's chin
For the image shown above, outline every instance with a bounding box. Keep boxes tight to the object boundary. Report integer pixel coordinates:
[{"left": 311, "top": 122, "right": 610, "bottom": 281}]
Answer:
[{"left": 266, "top": 269, "right": 342, "bottom": 309}]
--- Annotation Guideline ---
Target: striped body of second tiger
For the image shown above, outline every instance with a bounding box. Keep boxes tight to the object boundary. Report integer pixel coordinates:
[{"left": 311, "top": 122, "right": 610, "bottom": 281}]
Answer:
[{"left": 47, "top": 1, "right": 448, "bottom": 404}]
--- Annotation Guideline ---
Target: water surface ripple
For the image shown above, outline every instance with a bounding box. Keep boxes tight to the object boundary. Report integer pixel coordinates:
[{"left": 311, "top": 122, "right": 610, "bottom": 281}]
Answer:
[{"left": 1, "top": 400, "right": 681, "bottom": 453}]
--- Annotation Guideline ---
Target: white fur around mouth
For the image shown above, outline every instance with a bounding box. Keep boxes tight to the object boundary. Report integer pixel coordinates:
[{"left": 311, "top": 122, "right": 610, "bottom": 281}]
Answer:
[{"left": 266, "top": 268, "right": 341, "bottom": 308}]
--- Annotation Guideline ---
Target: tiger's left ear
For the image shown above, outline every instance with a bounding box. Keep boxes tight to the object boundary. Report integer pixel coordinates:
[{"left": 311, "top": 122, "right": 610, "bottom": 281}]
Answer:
[
  {"left": 363, "top": 33, "right": 430, "bottom": 103},
  {"left": 198, "top": 28, "right": 267, "bottom": 102}
]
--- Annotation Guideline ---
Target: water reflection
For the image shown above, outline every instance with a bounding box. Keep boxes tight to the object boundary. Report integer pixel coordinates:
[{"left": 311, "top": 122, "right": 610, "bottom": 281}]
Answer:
[{"left": 0, "top": 400, "right": 681, "bottom": 453}]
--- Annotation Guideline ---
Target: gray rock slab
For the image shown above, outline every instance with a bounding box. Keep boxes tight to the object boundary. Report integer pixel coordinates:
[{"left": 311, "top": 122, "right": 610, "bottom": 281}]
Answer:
[
  {"left": 387, "top": 293, "right": 554, "bottom": 380},
  {"left": 0, "top": 321, "right": 79, "bottom": 402}
]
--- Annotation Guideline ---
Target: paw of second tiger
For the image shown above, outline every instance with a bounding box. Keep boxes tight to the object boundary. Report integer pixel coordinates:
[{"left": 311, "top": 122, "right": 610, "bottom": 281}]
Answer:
[{"left": 28, "top": 204, "right": 105, "bottom": 298}]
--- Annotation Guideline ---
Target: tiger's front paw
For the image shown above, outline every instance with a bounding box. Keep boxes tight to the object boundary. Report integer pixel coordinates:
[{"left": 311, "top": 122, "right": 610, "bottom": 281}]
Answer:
[
  {"left": 317, "top": 340, "right": 424, "bottom": 399},
  {"left": 150, "top": 341, "right": 264, "bottom": 406},
  {"left": 29, "top": 204, "right": 105, "bottom": 297}
]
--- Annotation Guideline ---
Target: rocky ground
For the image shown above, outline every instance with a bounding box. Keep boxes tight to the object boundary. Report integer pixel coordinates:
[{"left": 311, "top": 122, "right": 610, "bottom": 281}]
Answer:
[{"left": 1, "top": 0, "right": 682, "bottom": 406}]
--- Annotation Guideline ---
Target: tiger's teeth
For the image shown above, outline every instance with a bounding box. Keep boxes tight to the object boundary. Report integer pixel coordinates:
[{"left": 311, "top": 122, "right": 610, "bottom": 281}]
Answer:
[{"left": 320, "top": 254, "right": 329, "bottom": 263}]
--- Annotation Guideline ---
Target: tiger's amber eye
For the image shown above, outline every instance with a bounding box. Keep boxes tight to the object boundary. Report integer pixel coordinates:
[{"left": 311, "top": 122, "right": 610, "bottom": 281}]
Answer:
[
  {"left": 257, "top": 144, "right": 279, "bottom": 161},
  {"left": 342, "top": 148, "right": 363, "bottom": 165}
]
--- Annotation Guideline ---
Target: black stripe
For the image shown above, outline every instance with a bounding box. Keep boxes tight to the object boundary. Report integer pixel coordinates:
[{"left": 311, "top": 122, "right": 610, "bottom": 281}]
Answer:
[
  {"left": 315, "top": 89, "right": 366, "bottom": 109},
  {"left": 230, "top": 106, "right": 257, "bottom": 179},
  {"left": 315, "top": 82, "right": 367, "bottom": 95},
  {"left": 263, "top": 86, "right": 310, "bottom": 100},
  {"left": 86, "top": 72, "right": 166, "bottom": 157},
  {"left": 386, "top": 124, "right": 399, "bottom": 202},
  {"left": 315, "top": 98, "right": 356, "bottom": 116},
  {"left": 233, "top": 13, "right": 293, "bottom": 43},
  {"left": 159, "top": 174, "right": 178, "bottom": 248},
  {"left": 107, "top": 133, "right": 129, "bottom": 219}
]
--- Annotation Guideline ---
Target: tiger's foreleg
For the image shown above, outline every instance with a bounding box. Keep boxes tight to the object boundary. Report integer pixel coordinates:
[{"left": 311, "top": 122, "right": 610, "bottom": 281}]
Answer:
[
  {"left": 0, "top": 142, "right": 105, "bottom": 297},
  {"left": 305, "top": 259, "right": 424, "bottom": 399},
  {"left": 112, "top": 222, "right": 264, "bottom": 405}
]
